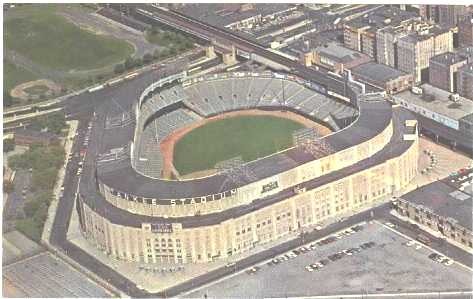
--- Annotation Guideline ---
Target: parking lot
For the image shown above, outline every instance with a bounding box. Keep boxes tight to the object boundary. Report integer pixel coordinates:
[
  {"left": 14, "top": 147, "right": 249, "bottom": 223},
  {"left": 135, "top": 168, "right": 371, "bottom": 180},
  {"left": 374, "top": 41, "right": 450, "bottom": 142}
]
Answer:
[
  {"left": 188, "top": 222, "right": 472, "bottom": 298},
  {"left": 2, "top": 252, "right": 112, "bottom": 297}
]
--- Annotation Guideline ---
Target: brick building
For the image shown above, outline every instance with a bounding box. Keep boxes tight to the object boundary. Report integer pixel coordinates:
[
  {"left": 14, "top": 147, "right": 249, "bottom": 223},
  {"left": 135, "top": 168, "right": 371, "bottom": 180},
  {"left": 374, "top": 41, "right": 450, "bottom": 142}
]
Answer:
[
  {"left": 457, "top": 63, "right": 473, "bottom": 100},
  {"left": 429, "top": 52, "right": 468, "bottom": 92},
  {"left": 352, "top": 62, "right": 414, "bottom": 94},
  {"left": 397, "top": 26, "right": 453, "bottom": 83}
]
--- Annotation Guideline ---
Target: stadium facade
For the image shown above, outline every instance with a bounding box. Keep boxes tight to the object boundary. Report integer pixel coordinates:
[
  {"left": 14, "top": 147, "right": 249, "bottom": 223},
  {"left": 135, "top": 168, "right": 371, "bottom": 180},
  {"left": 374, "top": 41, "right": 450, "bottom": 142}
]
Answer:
[{"left": 77, "top": 71, "right": 419, "bottom": 264}]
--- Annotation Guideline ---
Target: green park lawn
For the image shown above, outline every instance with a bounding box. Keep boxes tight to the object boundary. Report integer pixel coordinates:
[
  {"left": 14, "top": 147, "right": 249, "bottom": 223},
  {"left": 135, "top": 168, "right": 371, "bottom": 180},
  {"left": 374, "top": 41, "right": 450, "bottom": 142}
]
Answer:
[{"left": 4, "top": 4, "right": 134, "bottom": 72}]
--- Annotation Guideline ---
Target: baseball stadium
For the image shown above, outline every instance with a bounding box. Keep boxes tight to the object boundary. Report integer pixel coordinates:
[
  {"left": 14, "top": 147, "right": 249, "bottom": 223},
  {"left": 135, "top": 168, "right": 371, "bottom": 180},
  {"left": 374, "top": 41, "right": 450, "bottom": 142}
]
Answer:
[{"left": 77, "top": 71, "right": 419, "bottom": 265}]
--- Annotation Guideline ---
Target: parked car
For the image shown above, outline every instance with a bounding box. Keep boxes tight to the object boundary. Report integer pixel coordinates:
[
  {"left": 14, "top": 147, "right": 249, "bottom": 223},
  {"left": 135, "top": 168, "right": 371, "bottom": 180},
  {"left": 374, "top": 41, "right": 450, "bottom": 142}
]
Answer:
[{"left": 319, "top": 259, "right": 330, "bottom": 266}]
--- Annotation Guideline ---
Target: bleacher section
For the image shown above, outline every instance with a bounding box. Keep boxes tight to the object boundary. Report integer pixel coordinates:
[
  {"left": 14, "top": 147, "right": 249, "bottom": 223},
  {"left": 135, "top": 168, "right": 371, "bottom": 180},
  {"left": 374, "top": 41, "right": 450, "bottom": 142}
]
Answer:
[
  {"left": 182, "top": 75, "right": 358, "bottom": 126},
  {"left": 134, "top": 109, "right": 198, "bottom": 178}
]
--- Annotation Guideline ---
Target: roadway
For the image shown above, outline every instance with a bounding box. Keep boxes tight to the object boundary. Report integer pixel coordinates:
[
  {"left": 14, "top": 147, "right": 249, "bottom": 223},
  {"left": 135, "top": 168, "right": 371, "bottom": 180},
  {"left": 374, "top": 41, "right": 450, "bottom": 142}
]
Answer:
[
  {"left": 3, "top": 170, "right": 31, "bottom": 233},
  {"left": 3, "top": 47, "right": 200, "bottom": 126}
]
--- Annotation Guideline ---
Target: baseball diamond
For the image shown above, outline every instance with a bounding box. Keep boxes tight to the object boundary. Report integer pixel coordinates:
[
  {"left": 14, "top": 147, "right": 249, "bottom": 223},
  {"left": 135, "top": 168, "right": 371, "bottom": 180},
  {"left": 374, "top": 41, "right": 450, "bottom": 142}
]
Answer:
[{"left": 173, "top": 114, "right": 305, "bottom": 176}]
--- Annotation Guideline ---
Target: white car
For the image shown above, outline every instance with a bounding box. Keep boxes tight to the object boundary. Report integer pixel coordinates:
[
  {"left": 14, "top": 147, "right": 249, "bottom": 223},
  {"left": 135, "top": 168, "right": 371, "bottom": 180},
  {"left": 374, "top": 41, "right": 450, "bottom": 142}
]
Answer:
[
  {"left": 415, "top": 244, "right": 422, "bottom": 250},
  {"left": 385, "top": 222, "right": 396, "bottom": 228},
  {"left": 442, "top": 258, "right": 454, "bottom": 266},
  {"left": 342, "top": 249, "right": 353, "bottom": 256},
  {"left": 305, "top": 265, "right": 314, "bottom": 272},
  {"left": 436, "top": 255, "right": 448, "bottom": 263},
  {"left": 314, "top": 225, "right": 323, "bottom": 231},
  {"left": 342, "top": 229, "right": 353, "bottom": 236},
  {"left": 314, "top": 262, "right": 324, "bottom": 268},
  {"left": 405, "top": 240, "right": 416, "bottom": 247}
]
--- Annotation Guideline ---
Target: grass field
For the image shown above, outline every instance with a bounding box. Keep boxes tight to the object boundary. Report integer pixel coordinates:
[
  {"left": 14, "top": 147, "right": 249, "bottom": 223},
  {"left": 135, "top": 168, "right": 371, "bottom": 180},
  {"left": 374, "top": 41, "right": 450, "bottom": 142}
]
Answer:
[
  {"left": 4, "top": 5, "right": 134, "bottom": 71},
  {"left": 3, "top": 60, "right": 38, "bottom": 94},
  {"left": 173, "top": 115, "right": 304, "bottom": 175}
]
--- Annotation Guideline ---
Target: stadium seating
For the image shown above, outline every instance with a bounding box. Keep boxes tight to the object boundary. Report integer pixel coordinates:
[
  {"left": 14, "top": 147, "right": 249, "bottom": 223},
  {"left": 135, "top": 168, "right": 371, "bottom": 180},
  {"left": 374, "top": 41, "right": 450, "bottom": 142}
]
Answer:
[{"left": 131, "top": 73, "right": 358, "bottom": 178}]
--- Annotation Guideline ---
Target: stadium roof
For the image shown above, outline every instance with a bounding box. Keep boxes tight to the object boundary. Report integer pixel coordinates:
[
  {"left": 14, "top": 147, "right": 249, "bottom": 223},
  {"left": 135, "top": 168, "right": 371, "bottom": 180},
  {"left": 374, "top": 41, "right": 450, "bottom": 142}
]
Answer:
[{"left": 80, "top": 102, "right": 415, "bottom": 228}]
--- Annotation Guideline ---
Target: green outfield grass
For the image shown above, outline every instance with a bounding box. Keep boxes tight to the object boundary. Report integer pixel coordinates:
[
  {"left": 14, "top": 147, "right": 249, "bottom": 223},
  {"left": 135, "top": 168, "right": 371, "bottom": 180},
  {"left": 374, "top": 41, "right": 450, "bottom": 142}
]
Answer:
[
  {"left": 4, "top": 4, "right": 134, "bottom": 71},
  {"left": 173, "top": 115, "right": 304, "bottom": 175}
]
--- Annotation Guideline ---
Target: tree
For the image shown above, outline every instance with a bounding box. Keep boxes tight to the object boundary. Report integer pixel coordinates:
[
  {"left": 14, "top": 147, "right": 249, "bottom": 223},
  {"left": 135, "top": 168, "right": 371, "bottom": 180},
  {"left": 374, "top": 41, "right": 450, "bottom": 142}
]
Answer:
[
  {"left": 23, "top": 198, "right": 46, "bottom": 218},
  {"left": 124, "top": 56, "right": 135, "bottom": 69},
  {"left": 160, "top": 48, "right": 170, "bottom": 58},
  {"left": 168, "top": 45, "right": 177, "bottom": 56},
  {"left": 44, "top": 113, "right": 66, "bottom": 135},
  {"left": 8, "top": 153, "right": 28, "bottom": 170},
  {"left": 32, "top": 167, "right": 58, "bottom": 190},
  {"left": 114, "top": 63, "right": 125, "bottom": 74},
  {"left": 29, "top": 117, "right": 46, "bottom": 131},
  {"left": 150, "top": 25, "right": 159, "bottom": 34},
  {"left": 3, "top": 91, "right": 13, "bottom": 108},
  {"left": 96, "top": 74, "right": 105, "bottom": 82},
  {"left": 16, "top": 218, "right": 42, "bottom": 242},
  {"left": 143, "top": 53, "right": 153, "bottom": 64},
  {"left": 134, "top": 57, "right": 143, "bottom": 67},
  {"left": 3, "top": 138, "right": 15, "bottom": 152}
]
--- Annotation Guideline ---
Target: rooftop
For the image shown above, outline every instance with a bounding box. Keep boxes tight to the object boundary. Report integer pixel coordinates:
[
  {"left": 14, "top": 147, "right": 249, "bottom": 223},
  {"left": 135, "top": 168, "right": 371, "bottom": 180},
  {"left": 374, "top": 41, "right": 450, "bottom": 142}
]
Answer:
[
  {"left": 402, "top": 177, "right": 472, "bottom": 231},
  {"left": 430, "top": 52, "right": 468, "bottom": 66},
  {"left": 457, "top": 46, "right": 473, "bottom": 63},
  {"left": 352, "top": 62, "right": 409, "bottom": 83},
  {"left": 345, "top": 6, "right": 418, "bottom": 32},
  {"left": 399, "top": 26, "right": 450, "bottom": 44},
  {"left": 315, "top": 42, "right": 369, "bottom": 64},
  {"left": 176, "top": 3, "right": 293, "bottom": 28},
  {"left": 395, "top": 84, "right": 473, "bottom": 121},
  {"left": 459, "top": 63, "right": 473, "bottom": 75}
]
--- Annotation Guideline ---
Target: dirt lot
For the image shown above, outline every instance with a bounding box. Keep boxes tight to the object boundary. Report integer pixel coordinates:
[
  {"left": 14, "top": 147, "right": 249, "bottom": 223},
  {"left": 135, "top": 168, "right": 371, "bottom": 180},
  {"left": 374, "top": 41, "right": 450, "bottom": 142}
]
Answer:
[{"left": 159, "top": 109, "right": 333, "bottom": 179}]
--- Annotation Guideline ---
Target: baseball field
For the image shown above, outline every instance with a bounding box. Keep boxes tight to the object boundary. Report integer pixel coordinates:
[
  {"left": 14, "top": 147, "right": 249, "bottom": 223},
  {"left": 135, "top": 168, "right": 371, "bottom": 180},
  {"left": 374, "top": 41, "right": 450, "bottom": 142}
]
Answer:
[{"left": 172, "top": 114, "right": 305, "bottom": 176}]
